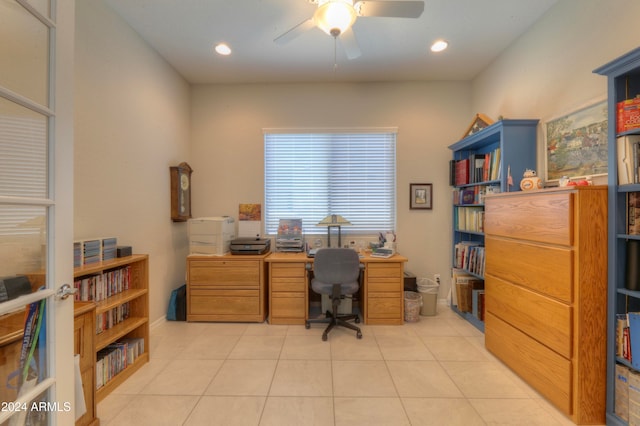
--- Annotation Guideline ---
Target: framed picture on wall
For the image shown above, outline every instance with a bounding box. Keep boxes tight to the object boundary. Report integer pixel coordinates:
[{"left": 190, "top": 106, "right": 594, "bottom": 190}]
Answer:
[
  {"left": 410, "top": 183, "right": 432, "bottom": 210},
  {"left": 544, "top": 98, "right": 608, "bottom": 182}
]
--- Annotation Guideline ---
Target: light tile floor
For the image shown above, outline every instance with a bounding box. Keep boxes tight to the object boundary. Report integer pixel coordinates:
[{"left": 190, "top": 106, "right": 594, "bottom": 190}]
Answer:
[{"left": 97, "top": 305, "right": 594, "bottom": 425}]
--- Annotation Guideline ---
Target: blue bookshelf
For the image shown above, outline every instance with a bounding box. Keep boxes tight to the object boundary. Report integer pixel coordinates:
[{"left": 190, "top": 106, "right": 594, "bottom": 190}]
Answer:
[
  {"left": 595, "top": 47, "right": 640, "bottom": 426},
  {"left": 448, "top": 119, "right": 538, "bottom": 331}
]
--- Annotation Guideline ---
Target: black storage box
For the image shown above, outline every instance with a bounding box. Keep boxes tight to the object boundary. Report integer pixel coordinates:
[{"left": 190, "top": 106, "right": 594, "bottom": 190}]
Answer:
[
  {"left": 404, "top": 271, "right": 417, "bottom": 292},
  {"left": 117, "top": 246, "right": 132, "bottom": 258}
]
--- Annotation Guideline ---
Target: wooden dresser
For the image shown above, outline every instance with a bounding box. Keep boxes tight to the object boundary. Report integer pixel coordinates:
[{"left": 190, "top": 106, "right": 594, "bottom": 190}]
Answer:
[
  {"left": 187, "top": 253, "right": 269, "bottom": 322},
  {"left": 484, "top": 186, "right": 607, "bottom": 424}
]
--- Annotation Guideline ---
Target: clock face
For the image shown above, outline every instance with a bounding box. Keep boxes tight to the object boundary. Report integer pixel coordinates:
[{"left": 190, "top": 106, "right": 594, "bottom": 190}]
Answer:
[{"left": 180, "top": 173, "right": 189, "bottom": 191}]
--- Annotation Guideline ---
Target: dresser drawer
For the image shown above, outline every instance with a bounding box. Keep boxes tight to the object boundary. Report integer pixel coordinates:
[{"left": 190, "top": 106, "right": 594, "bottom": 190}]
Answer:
[
  {"left": 189, "top": 260, "right": 260, "bottom": 286},
  {"left": 189, "top": 289, "right": 259, "bottom": 315},
  {"left": 485, "top": 236, "right": 573, "bottom": 303},
  {"left": 486, "top": 276, "right": 572, "bottom": 358},
  {"left": 485, "top": 192, "right": 573, "bottom": 246},
  {"left": 485, "top": 312, "right": 571, "bottom": 414}
]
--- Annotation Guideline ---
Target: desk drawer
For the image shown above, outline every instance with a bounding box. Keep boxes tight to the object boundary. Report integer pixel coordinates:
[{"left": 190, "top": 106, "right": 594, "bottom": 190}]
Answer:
[
  {"left": 368, "top": 278, "right": 401, "bottom": 293},
  {"left": 367, "top": 263, "right": 402, "bottom": 278},
  {"left": 367, "top": 294, "right": 402, "bottom": 318},
  {"left": 485, "top": 192, "right": 573, "bottom": 246},
  {"left": 271, "top": 263, "right": 306, "bottom": 278},
  {"left": 189, "top": 260, "right": 260, "bottom": 286},
  {"left": 271, "top": 277, "right": 306, "bottom": 292},
  {"left": 271, "top": 293, "right": 306, "bottom": 319},
  {"left": 189, "top": 289, "right": 259, "bottom": 315}
]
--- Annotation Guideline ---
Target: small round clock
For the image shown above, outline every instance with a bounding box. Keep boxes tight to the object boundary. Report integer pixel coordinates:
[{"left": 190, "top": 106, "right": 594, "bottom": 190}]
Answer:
[{"left": 170, "top": 162, "right": 193, "bottom": 222}]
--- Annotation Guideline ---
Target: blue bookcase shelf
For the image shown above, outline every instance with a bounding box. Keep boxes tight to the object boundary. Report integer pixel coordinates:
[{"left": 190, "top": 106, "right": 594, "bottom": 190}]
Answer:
[
  {"left": 595, "top": 46, "right": 640, "bottom": 426},
  {"left": 448, "top": 119, "right": 538, "bottom": 331}
]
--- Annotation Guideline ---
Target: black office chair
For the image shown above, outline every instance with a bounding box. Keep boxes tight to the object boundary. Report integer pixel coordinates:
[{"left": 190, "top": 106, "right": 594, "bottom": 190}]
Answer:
[{"left": 305, "top": 248, "right": 363, "bottom": 341}]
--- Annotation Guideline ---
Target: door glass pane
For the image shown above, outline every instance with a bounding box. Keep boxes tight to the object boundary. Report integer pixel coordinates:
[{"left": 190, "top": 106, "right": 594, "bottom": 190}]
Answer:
[
  {"left": 0, "top": 205, "right": 47, "bottom": 280},
  {"left": 0, "top": 385, "right": 52, "bottom": 425},
  {"left": 0, "top": 98, "right": 48, "bottom": 198},
  {"left": 0, "top": 0, "right": 49, "bottom": 106}
]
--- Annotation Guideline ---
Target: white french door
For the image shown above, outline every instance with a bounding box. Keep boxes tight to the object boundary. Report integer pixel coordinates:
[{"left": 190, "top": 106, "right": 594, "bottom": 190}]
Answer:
[{"left": 0, "top": 0, "right": 75, "bottom": 424}]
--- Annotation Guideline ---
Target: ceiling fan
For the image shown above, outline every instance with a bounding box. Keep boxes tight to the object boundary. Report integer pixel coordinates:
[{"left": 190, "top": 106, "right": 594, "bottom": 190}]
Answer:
[{"left": 274, "top": 0, "right": 425, "bottom": 60}]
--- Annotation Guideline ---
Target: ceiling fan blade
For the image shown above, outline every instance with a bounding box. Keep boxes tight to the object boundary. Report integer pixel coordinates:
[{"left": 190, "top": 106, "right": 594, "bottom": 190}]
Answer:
[
  {"left": 274, "top": 18, "right": 315, "bottom": 45},
  {"left": 355, "top": 1, "right": 424, "bottom": 18},
  {"left": 339, "top": 28, "right": 362, "bottom": 60}
]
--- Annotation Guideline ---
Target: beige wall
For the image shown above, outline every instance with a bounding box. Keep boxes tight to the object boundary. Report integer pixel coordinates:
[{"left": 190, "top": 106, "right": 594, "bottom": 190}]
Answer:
[
  {"left": 472, "top": 0, "right": 640, "bottom": 183},
  {"left": 190, "top": 82, "right": 471, "bottom": 298},
  {"left": 74, "top": 0, "right": 191, "bottom": 322},
  {"left": 74, "top": 0, "right": 638, "bottom": 321}
]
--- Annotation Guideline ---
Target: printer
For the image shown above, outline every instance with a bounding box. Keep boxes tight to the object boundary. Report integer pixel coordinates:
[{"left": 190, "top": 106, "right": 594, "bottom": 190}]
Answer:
[{"left": 230, "top": 237, "right": 271, "bottom": 255}]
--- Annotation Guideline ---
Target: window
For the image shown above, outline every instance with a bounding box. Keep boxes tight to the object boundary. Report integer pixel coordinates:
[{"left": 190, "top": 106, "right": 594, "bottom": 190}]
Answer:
[{"left": 264, "top": 130, "right": 396, "bottom": 236}]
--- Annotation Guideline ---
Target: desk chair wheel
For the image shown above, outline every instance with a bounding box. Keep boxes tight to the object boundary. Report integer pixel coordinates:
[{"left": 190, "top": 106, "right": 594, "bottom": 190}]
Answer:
[
  {"left": 305, "top": 321, "right": 310, "bottom": 329},
  {"left": 355, "top": 317, "right": 360, "bottom": 324},
  {"left": 356, "top": 330, "right": 362, "bottom": 339},
  {"left": 322, "top": 332, "right": 328, "bottom": 342}
]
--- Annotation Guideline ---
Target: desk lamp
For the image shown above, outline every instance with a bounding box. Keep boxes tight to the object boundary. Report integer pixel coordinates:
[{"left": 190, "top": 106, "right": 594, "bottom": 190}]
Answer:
[{"left": 317, "top": 214, "right": 351, "bottom": 248}]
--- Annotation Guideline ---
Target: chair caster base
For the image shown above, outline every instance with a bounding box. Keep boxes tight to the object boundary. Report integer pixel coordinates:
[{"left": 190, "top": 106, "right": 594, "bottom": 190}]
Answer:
[{"left": 356, "top": 331, "right": 362, "bottom": 339}]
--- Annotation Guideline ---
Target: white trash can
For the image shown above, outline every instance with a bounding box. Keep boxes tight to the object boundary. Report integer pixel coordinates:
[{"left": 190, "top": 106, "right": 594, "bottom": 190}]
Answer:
[{"left": 417, "top": 278, "right": 439, "bottom": 316}]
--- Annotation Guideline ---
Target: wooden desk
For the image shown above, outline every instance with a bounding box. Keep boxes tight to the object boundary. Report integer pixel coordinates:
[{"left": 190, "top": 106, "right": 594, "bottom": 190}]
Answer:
[
  {"left": 187, "top": 253, "right": 270, "bottom": 322},
  {"left": 265, "top": 252, "right": 408, "bottom": 325}
]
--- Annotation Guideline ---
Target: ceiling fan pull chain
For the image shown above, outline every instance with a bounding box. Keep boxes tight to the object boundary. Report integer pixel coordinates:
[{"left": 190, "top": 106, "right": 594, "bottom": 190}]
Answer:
[{"left": 333, "top": 36, "right": 338, "bottom": 73}]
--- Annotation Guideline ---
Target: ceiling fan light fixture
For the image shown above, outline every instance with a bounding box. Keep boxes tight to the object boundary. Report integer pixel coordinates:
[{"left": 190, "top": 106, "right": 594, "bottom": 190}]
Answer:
[
  {"left": 314, "top": 0, "right": 357, "bottom": 37},
  {"left": 214, "top": 43, "right": 232, "bottom": 55},
  {"left": 430, "top": 39, "right": 449, "bottom": 53}
]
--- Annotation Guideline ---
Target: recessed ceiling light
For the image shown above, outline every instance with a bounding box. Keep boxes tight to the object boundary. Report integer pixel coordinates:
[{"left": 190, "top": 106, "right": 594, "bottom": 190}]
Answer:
[
  {"left": 430, "top": 39, "right": 448, "bottom": 53},
  {"left": 215, "top": 43, "right": 232, "bottom": 56}
]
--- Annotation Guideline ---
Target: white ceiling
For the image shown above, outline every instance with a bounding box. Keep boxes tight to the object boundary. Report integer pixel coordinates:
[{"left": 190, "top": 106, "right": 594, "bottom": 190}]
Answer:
[{"left": 103, "top": 0, "right": 558, "bottom": 84}]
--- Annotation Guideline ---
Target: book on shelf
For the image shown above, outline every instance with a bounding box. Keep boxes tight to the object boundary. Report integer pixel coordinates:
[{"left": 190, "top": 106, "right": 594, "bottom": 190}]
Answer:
[
  {"left": 453, "top": 242, "right": 485, "bottom": 277},
  {"left": 629, "top": 192, "right": 640, "bottom": 235},
  {"left": 615, "top": 364, "right": 630, "bottom": 422},
  {"left": 628, "top": 312, "right": 640, "bottom": 369},
  {"left": 455, "top": 158, "right": 469, "bottom": 186},
  {"left": 451, "top": 268, "right": 483, "bottom": 313},
  {"left": 618, "top": 96, "right": 640, "bottom": 134},
  {"left": 454, "top": 206, "right": 485, "bottom": 232}
]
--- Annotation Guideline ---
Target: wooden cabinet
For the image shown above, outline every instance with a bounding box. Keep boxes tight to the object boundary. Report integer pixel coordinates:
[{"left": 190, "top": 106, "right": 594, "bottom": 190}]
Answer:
[
  {"left": 268, "top": 259, "right": 308, "bottom": 325},
  {"left": 364, "top": 261, "right": 404, "bottom": 325},
  {"left": 74, "top": 302, "right": 98, "bottom": 426},
  {"left": 187, "top": 253, "right": 269, "bottom": 322},
  {"left": 448, "top": 119, "right": 538, "bottom": 331},
  {"left": 484, "top": 187, "right": 607, "bottom": 424},
  {"left": 74, "top": 254, "right": 150, "bottom": 403},
  {"left": 594, "top": 47, "right": 640, "bottom": 426}
]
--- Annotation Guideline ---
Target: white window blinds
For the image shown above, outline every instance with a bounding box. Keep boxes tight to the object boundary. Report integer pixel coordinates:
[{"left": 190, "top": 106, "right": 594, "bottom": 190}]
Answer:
[{"left": 264, "top": 130, "right": 396, "bottom": 236}]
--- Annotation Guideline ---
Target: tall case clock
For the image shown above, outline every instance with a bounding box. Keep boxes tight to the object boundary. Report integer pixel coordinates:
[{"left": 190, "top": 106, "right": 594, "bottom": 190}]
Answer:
[{"left": 170, "top": 162, "right": 193, "bottom": 222}]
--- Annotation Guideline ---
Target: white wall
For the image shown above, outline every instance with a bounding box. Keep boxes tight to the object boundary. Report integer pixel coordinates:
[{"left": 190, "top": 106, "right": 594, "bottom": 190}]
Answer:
[
  {"left": 74, "top": 0, "right": 191, "bottom": 322},
  {"left": 472, "top": 0, "right": 640, "bottom": 181},
  {"left": 191, "top": 82, "right": 471, "bottom": 297}
]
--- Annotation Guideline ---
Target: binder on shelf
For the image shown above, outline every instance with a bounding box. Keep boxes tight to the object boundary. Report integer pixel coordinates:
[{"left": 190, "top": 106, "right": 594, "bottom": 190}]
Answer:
[{"left": 628, "top": 312, "right": 640, "bottom": 369}]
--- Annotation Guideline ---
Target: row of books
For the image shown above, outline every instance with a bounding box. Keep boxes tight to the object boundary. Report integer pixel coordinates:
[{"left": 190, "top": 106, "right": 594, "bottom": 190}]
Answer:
[
  {"left": 452, "top": 185, "right": 500, "bottom": 205},
  {"left": 454, "top": 206, "right": 485, "bottom": 233},
  {"left": 454, "top": 241, "right": 485, "bottom": 277},
  {"left": 96, "top": 302, "right": 130, "bottom": 335},
  {"left": 74, "top": 237, "right": 118, "bottom": 267},
  {"left": 451, "top": 268, "right": 484, "bottom": 315},
  {"left": 452, "top": 148, "right": 501, "bottom": 186},
  {"left": 73, "top": 266, "right": 131, "bottom": 302},
  {"left": 615, "top": 363, "right": 640, "bottom": 424},
  {"left": 96, "top": 337, "right": 145, "bottom": 390},
  {"left": 629, "top": 192, "right": 640, "bottom": 235}
]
